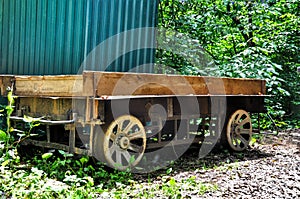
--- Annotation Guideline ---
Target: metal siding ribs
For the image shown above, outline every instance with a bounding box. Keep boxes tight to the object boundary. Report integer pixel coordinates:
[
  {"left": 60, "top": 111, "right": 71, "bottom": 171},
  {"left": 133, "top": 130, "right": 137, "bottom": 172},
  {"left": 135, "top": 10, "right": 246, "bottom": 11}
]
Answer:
[{"left": 0, "top": 0, "right": 158, "bottom": 75}]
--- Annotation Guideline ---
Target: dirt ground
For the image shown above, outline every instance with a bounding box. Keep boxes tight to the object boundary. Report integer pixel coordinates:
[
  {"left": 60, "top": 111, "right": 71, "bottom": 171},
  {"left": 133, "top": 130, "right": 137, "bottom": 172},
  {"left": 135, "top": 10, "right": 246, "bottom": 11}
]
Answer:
[{"left": 134, "top": 129, "right": 300, "bottom": 198}]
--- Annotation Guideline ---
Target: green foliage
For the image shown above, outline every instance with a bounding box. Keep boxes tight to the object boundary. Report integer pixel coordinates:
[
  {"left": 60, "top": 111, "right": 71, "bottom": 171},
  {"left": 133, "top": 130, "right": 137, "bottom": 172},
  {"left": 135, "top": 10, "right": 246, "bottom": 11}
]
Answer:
[
  {"left": 160, "top": 176, "right": 218, "bottom": 198},
  {"left": 1, "top": 145, "right": 219, "bottom": 198},
  {"left": 0, "top": 166, "right": 99, "bottom": 198},
  {"left": 157, "top": 0, "right": 300, "bottom": 129},
  {"left": 0, "top": 90, "right": 16, "bottom": 166},
  {"left": 0, "top": 148, "right": 134, "bottom": 198},
  {"left": 0, "top": 130, "right": 7, "bottom": 142},
  {"left": 0, "top": 89, "right": 42, "bottom": 167},
  {"left": 23, "top": 115, "right": 41, "bottom": 133},
  {"left": 31, "top": 150, "right": 132, "bottom": 189}
]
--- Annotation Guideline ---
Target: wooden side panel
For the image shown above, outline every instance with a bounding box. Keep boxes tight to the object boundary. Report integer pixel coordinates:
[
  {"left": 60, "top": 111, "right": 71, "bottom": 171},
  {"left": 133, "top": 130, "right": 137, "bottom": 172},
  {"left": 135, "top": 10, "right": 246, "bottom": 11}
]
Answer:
[
  {"left": 84, "top": 71, "right": 266, "bottom": 96},
  {"left": 18, "top": 97, "right": 73, "bottom": 120},
  {"left": 84, "top": 71, "right": 200, "bottom": 96},
  {"left": 0, "top": 77, "right": 4, "bottom": 96},
  {"left": 223, "top": 78, "right": 266, "bottom": 95},
  {"left": 14, "top": 75, "right": 84, "bottom": 97},
  {"left": 3, "top": 72, "right": 266, "bottom": 97}
]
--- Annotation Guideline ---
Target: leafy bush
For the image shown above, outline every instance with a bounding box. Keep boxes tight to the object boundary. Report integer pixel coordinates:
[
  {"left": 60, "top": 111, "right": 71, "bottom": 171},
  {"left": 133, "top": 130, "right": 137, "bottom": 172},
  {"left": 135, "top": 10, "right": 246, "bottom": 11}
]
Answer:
[{"left": 157, "top": 0, "right": 300, "bottom": 129}]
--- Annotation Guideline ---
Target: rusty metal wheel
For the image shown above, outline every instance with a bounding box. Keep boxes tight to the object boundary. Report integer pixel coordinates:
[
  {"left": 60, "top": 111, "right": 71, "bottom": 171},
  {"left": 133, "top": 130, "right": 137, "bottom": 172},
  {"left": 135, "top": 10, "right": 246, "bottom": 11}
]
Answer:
[
  {"left": 226, "top": 110, "right": 252, "bottom": 151},
  {"left": 94, "top": 115, "right": 146, "bottom": 171}
]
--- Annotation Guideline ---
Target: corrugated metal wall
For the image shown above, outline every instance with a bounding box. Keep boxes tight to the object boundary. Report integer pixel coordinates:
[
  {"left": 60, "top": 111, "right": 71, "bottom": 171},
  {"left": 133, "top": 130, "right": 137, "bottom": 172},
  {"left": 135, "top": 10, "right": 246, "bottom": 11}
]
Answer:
[{"left": 0, "top": 0, "right": 158, "bottom": 75}]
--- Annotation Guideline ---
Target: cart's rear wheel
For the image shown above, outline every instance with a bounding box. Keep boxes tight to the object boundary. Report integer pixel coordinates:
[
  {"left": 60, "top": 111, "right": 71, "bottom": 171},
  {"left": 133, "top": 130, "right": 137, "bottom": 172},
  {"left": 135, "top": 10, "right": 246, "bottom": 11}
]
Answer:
[
  {"left": 94, "top": 115, "right": 146, "bottom": 171},
  {"left": 226, "top": 110, "right": 252, "bottom": 151}
]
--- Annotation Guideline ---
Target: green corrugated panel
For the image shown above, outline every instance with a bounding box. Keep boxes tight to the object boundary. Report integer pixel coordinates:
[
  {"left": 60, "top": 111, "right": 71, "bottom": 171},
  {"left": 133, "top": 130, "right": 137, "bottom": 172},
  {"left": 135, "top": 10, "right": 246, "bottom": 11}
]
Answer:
[{"left": 0, "top": 0, "right": 158, "bottom": 75}]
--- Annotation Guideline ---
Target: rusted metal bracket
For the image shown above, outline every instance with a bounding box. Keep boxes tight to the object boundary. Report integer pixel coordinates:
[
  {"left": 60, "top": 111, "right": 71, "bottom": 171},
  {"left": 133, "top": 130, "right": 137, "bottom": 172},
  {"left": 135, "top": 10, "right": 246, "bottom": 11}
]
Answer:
[
  {"left": 253, "top": 112, "right": 279, "bottom": 136},
  {"left": 265, "top": 112, "right": 280, "bottom": 136},
  {"left": 21, "top": 139, "right": 89, "bottom": 156}
]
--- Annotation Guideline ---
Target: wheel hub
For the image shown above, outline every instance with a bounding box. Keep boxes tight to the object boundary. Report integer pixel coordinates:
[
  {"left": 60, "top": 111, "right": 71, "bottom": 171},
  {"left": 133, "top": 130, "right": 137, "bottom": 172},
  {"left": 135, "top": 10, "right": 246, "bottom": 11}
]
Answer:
[
  {"left": 234, "top": 125, "right": 241, "bottom": 135},
  {"left": 235, "top": 127, "right": 241, "bottom": 135},
  {"left": 116, "top": 134, "right": 130, "bottom": 149}
]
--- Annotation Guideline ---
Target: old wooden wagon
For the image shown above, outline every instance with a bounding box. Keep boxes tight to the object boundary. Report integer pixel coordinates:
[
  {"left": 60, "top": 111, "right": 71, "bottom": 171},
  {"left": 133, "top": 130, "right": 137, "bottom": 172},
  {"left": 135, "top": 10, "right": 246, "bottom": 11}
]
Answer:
[{"left": 0, "top": 72, "right": 266, "bottom": 170}]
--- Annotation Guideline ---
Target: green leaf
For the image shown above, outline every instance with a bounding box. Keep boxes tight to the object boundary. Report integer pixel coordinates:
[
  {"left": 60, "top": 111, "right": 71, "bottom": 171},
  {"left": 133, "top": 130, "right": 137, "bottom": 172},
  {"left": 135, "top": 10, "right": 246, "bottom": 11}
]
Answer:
[
  {"left": 0, "top": 130, "right": 7, "bottom": 141},
  {"left": 166, "top": 167, "right": 173, "bottom": 175},
  {"left": 42, "top": 152, "right": 53, "bottom": 160},
  {"left": 169, "top": 178, "right": 176, "bottom": 186},
  {"left": 1, "top": 159, "right": 10, "bottom": 167},
  {"left": 23, "top": 115, "right": 41, "bottom": 123},
  {"left": 80, "top": 156, "right": 89, "bottom": 165},
  {"left": 58, "top": 150, "right": 66, "bottom": 156},
  {"left": 59, "top": 150, "right": 73, "bottom": 157}
]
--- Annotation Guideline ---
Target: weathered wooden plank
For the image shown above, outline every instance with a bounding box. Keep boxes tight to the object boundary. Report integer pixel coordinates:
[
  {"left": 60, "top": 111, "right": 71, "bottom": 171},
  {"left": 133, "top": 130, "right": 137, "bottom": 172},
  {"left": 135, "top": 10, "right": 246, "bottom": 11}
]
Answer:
[
  {"left": 2, "top": 72, "right": 266, "bottom": 97},
  {"left": 84, "top": 71, "right": 266, "bottom": 96},
  {"left": 21, "top": 139, "right": 89, "bottom": 155},
  {"left": 14, "top": 75, "right": 83, "bottom": 97},
  {"left": 0, "top": 77, "right": 4, "bottom": 96},
  {"left": 0, "top": 76, "right": 14, "bottom": 96}
]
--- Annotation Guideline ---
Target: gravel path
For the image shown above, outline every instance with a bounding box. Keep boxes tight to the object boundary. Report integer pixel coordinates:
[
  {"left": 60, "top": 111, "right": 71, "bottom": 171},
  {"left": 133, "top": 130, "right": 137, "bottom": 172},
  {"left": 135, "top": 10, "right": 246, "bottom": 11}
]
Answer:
[
  {"left": 135, "top": 129, "right": 300, "bottom": 198},
  {"left": 200, "top": 130, "right": 300, "bottom": 198}
]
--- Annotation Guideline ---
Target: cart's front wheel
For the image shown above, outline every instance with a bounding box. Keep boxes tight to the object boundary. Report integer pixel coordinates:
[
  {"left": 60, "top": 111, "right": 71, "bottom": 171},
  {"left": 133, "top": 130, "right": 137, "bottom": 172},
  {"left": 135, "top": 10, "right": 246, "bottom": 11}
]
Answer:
[
  {"left": 226, "top": 110, "right": 252, "bottom": 151},
  {"left": 94, "top": 115, "right": 146, "bottom": 171}
]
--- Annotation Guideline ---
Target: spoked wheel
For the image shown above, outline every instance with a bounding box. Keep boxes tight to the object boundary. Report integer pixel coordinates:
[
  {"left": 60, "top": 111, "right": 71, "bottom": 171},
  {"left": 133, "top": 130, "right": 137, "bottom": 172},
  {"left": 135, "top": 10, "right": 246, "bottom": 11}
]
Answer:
[
  {"left": 226, "top": 110, "right": 252, "bottom": 151},
  {"left": 94, "top": 115, "right": 146, "bottom": 171}
]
